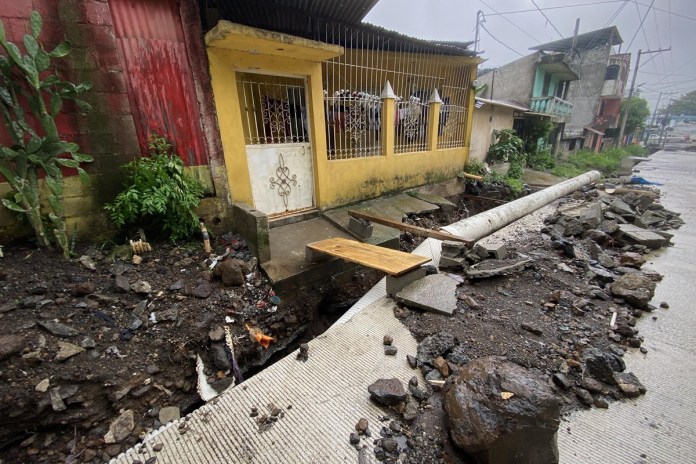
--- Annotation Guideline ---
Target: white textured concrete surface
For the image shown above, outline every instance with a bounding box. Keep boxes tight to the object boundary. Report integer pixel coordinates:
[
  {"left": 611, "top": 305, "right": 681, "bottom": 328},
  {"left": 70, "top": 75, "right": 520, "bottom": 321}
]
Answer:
[
  {"left": 113, "top": 297, "right": 419, "bottom": 464},
  {"left": 559, "top": 150, "right": 696, "bottom": 463}
]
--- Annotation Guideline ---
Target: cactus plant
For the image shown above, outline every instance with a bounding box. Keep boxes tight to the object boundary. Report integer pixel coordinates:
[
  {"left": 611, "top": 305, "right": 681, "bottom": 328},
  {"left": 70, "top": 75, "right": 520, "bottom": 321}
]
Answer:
[{"left": 0, "top": 11, "right": 93, "bottom": 258}]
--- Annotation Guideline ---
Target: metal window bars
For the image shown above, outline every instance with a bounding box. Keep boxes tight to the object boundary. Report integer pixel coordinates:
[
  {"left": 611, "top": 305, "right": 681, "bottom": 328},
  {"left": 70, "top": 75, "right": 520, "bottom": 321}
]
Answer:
[
  {"left": 324, "top": 90, "right": 383, "bottom": 160},
  {"left": 236, "top": 73, "right": 309, "bottom": 145},
  {"left": 320, "top": 24, "right": 472, "bottom": 160}
]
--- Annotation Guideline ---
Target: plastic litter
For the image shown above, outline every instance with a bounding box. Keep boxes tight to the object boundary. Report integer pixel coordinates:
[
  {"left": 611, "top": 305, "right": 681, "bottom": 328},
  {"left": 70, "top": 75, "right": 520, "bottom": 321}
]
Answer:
[
  {"left": 629, "top": 176, "right": 662, "bottom": 186},
  {"left": 246, "top": 324, "right": 275, "bottom": 348}
]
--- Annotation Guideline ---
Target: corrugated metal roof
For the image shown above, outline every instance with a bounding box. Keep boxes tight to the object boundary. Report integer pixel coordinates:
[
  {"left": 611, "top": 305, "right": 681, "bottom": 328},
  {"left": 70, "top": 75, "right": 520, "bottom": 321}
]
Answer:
[
  {"left": 530, "top": 26, "right": 622, "bottom": 52},
  {"left": 217, "top": 0, "right": 379, "bottom": 29},
  {"left": 213, "top": 0, "right": 477, "bottom": 56},
  {"left": 475, "top": 97, "right": 529, "bottom": 112}
]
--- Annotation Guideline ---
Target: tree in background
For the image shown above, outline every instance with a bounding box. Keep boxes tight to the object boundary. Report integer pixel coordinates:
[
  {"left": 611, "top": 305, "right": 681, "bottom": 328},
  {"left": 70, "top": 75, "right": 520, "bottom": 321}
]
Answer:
[
  {"left": 620, "top": 97, "right": 651, "bottom": 136},
  {"left": 667, "top": 90, "right": 696, "bottom": 116}
]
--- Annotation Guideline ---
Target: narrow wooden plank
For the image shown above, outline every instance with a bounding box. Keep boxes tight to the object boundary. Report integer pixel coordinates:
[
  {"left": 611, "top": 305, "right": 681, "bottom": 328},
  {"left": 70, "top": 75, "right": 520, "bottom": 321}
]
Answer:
[
  {"left": 348, "top": 210, "right": 472, "bottom": 245},
  {"left": 306, "top": 237, "right": 430, "bottom": 275}
]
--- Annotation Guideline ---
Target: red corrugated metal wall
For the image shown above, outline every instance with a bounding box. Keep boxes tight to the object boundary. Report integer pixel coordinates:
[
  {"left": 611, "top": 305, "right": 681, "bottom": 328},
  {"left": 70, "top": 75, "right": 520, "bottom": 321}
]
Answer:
[{"left": 109, "top": 0, "right": 208, "bottom": 166}]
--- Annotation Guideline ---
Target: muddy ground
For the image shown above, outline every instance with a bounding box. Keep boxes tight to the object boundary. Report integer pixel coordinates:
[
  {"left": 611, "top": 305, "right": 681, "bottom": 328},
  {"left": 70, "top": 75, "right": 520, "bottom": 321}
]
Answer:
[
  {"left": 0, "top": 180, "right": 683, "bottom": 464},
  {"left": 0, "top": 235, "right": 380, "bottom": 463}
]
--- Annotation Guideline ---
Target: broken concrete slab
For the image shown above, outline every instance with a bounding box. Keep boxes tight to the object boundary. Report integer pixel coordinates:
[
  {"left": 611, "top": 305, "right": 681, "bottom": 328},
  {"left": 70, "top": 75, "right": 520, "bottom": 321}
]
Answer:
[
  {"left": 466, "top": 259, "right": 533, "bottom": 280},
  {"left": 441, "top": 240, "right": 467, "bottom": 258},
  {"left": 395, "top": 274, "right": 458, "bottom": 315},
  {"left": 609, "top": 198, "right": 636, "bottom": 217},
  {"left": 439, "top": 255, "right": 466, "bottom": 270},
  {"left": 408, "top": 191, "right": 457, "bottom": 212},
  {"left": 616, "top": 224, "right": 669, "bottom": 249}
]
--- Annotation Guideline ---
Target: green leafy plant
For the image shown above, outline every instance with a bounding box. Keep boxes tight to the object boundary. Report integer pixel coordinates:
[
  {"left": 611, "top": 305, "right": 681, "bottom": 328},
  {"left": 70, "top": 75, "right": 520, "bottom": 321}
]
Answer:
[
  {"left": 487, "top": 129, "right": 524, "bottom": 164},
  {"left": 487, "top": 129, "right": 526, "bottom": 180},
  {"left": 105, "top": 135, "right": 204, "bottom": 241},
  {"left": 551, "top": 146, "right": 639, "bottom": 178},
  {"left": 0, "top": 11, "right": 93, "bottom": 258},
  {"left": 526, "top": 148, "right": 556, "bottom": 170}
]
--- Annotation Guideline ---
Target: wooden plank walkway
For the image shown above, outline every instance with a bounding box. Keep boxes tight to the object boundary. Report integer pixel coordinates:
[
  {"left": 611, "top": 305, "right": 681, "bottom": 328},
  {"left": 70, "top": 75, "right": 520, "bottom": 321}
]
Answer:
[{"left": 306, "top": 237, "right": 430, "bottom": 275}]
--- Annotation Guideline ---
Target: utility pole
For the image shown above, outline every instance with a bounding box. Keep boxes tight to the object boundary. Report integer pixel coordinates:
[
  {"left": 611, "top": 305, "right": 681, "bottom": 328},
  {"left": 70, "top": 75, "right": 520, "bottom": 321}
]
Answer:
[
  {"left": 474, "top": 10, "right": 483, "bottom": 52},
  {"left": 644, "top": 90, "right": 662, "bottom": 143},
  {"left": 617, "top": 47, "right": 671, "bottom": 146}
]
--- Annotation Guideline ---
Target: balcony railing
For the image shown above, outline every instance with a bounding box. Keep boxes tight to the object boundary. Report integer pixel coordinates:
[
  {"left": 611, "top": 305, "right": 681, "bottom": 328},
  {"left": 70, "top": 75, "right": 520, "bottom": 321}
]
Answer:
[{"left": 530, "top": 96, "right": 574, "bottom": 117}]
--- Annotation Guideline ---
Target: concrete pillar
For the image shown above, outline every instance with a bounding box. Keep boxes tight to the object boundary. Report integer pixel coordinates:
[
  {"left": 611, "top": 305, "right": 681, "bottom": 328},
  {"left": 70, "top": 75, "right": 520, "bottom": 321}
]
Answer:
[
  {"left": 427, "top": 88, "right": 443, "bottom": 151},
  {"left": 381, "top": 81, "right": 397, "bottom": 157}
]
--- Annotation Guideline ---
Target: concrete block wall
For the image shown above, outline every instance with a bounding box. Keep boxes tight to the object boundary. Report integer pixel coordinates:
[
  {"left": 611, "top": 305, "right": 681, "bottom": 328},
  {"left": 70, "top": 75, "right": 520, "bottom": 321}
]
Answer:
[
  {"left": 477, "top": 53, "right": 538, "bottom": 105},
  {"left": 565, "top": 46, "right": 611, "bottom": 135},
  {"left": 0, "top": 0, "right": 140, "bottom": 243}
]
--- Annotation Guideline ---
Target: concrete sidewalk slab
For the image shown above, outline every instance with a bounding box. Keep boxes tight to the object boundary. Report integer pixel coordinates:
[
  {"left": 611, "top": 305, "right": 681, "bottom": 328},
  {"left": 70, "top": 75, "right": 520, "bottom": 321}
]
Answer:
[{"left": 112, "top": 297, "right": 420, "bottom": 464}]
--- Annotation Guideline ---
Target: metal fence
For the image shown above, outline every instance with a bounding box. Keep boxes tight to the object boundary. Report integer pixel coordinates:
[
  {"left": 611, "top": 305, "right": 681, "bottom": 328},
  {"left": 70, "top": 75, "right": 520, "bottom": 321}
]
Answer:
[
  {"left": 236, "top": 73, "right": 309, "bottom": 145},
  {"left": 320, "top": 24, "right": 472, "bottom": 160}
]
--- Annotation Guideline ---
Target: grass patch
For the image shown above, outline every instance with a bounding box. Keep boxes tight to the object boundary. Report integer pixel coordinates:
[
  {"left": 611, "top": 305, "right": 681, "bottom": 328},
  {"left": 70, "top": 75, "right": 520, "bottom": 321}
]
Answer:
[{"left": 551, "top": 146, "right": 647, "bottom": 178}]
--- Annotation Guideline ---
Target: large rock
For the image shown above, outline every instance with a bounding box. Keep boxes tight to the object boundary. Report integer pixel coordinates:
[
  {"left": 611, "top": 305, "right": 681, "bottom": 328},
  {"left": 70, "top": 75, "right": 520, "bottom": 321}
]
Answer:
[
  {"left": 611, "top": 273, "right": 656, "bottom": 308},
  {"left": 104, "top": 410, "right": 135, "bottom": 444},
  {"left": 583, "top": 348, "right": 625, "bottom": 385},
  {"left": 0, "top": 334, "right": 25, "bottom": 361},
  {"left": 216, "top": 259, "right": 245, "bottom": 286},
  {"left": 367, "top": 378, "right": 407, "bottom": 406},
  {"left": 444, "top": 357, "right": 560, "bottom": 464}
]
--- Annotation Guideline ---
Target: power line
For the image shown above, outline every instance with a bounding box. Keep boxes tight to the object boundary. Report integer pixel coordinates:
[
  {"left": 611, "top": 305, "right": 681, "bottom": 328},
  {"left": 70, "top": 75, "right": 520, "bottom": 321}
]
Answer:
[
  {"left": 585, "top": 0, "right": 629, "bottom": 50},
  {"left": 478, "top": 0, "right": 540, "bottom": 43},
  {"left": 480, "top": 23, "right": 524, "bottom": 57},
  {"left": 530, "top": 0, "right": 564, "bottom": 38},
  {"left": 634, "top": 1, "right": 659, "bottom": 74},
  {"left": 483, "top": 1, "right": 625, "bottom": 16},
  {"left": 625, "top": 0, "right": 655, "bottom": 51},
  {"left": 633, "top": 0, "right": 696, "bottom": 22}
]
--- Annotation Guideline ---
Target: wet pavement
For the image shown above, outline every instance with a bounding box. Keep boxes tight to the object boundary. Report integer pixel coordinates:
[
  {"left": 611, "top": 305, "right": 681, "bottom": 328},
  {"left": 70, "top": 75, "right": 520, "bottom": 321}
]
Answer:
[{"left": 559, "top": 149, "right": 696, "bottom": 463}]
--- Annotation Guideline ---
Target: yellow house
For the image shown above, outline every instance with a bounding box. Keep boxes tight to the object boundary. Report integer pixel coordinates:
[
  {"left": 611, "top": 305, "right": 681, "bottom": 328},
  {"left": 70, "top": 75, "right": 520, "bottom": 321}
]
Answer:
[{"left": 205, "top": 20, "right": 480, "bottom": 223}]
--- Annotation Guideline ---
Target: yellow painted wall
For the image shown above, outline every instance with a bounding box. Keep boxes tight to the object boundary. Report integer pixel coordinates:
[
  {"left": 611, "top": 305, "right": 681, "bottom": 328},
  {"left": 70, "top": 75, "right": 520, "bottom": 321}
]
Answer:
[
  {"left": 207, "top": 46, "right": 328, "bottom": 207},
  {"left": 469, "top": 104, "right": 516, "bottom": 163},
  {"left": 207, "top": 33, "right": 479, "bottom": 212}
]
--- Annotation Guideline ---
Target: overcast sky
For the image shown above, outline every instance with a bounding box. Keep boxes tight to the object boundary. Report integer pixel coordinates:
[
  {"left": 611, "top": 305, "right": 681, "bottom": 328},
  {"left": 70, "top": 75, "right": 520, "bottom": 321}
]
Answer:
[{"left": 364, "top": 0, "right": 696, "bottom": 113}]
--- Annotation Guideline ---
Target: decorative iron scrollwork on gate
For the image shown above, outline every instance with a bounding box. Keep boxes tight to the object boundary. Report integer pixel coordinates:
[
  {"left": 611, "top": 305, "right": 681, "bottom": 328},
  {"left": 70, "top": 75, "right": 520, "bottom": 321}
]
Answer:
[
  {"left": 262, "top": 95, "right": 291, "bottom": 143},
  {"left": 401, "top": 101, "right": 422, "bottom": 141},
  {"left": 346, "top": 101, "right": 368, "bottom": 143},
  {"left": 269, "top": 153, "right": 297, "bottom": 208}
]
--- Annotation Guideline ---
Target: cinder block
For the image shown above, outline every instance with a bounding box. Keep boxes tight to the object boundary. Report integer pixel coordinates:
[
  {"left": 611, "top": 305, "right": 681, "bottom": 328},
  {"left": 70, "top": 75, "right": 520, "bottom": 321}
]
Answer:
[
  {"left": 305, "top": 246, "right": 328, "bottom": 263},
  {"left": 441, "top": 240, "right": 466, "bottom": 258},
  {"left": 348, "top": 216, "right": 373, "bottom": 239},
  {"left": 474, "top": 242, "right": 507, "bottom": 260},
  {"left": 386, "top": 267, "right": 427, "bottom": 296},
  {"left": 232, "top": 203, "right": 271, "bottom": 263}
]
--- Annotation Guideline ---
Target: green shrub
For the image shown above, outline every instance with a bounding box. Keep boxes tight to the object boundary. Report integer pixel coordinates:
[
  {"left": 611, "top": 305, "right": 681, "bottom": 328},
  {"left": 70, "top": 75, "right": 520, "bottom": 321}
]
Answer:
[
  {"left": 527, "top": 148, "right": 556, "bottom": 170},
  {"left": 105, "top": 135, "right": 204, "bottom": 241},
  {"left": 551, "top": 146, "right": 637, "bottom": 178},
  {"left": 487, "top": 129, "right": 524, "bottom": 165},
  {"left": 504, "top": 177, "right": 525, "bottom": 197}
]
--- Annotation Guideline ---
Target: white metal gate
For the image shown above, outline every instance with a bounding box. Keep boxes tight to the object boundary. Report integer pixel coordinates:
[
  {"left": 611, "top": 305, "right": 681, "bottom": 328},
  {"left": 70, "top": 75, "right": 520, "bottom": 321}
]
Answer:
[{"left": 237, "top": 73, "right": 314, "bottom": 216}]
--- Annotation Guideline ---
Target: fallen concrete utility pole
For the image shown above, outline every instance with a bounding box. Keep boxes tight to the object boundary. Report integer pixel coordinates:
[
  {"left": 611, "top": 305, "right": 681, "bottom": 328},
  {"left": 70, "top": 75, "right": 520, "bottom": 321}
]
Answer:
[
  {"left": 335, "top": 170, "right": 601, "bottom": 328},
  {"left": 443, "top": 170, "right": 601, "bottom": 241}
]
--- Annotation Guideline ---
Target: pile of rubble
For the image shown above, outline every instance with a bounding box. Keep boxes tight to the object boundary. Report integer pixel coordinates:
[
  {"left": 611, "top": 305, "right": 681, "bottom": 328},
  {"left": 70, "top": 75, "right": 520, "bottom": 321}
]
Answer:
[{"left": 361, "top": 185, "right": 682, "bottom": 463}]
